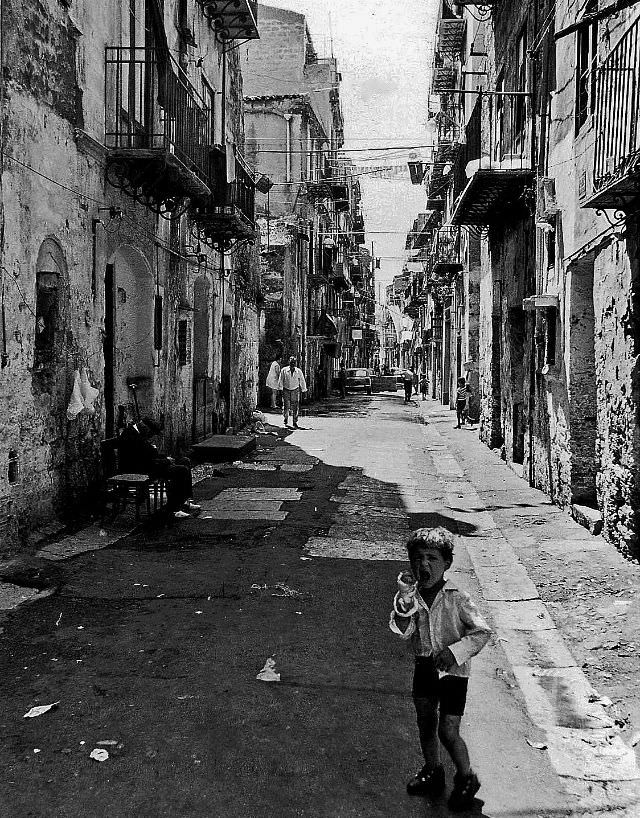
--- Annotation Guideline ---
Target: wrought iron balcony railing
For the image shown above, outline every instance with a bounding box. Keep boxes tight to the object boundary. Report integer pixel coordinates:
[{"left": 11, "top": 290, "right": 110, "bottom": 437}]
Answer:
[
  {"left": 192, "top": 146, "right": 256, "bottom": 248},
  {"left": 431, "top": 227, "right": 464, "bottom": 275},
  {"left": 450, "top": 90, "right": 534, "bottom": 225},
  {"left": 437, "top": 19, "right": 466, "bottom": 59},
  {"left": 584, "top": 15, "right": 640, "bottom": 209},
  {"left": 196, "top": 0, "right": 259, "bottom": 40},
  {"left": 104, "top": 47, "right": 213, "bottom": 212}
]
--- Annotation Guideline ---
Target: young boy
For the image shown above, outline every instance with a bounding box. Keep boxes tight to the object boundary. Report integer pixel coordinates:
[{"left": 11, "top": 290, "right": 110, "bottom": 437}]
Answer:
[
  {"left": 389, "top": 527, "right": 492, "bottom": 811},
  {"left": 455, "top": 378, "right": 470, "bottom": 428}
]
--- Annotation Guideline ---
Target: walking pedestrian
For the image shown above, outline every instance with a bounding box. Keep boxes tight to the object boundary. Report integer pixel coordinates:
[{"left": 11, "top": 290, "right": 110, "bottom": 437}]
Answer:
[
  {"left": 403, "top": 369, "right": 414, "bottom": 403},
  {"left": 418, "top": 372, "right": 428, "bottom": 401},
  {"left": 390, "top": 527, "right": 492, "bottom": 810},
  {"left": 338, "top": 363, "right": 347, "bottom": 398},
  {"left": 278, "top": 356, "right": 307, "bottom": 429},
  {"left": 455, "top": 377, "right": 471, "bottom": 428},
  {"left": 266, "top": 354, "right": 282, "bottom": 411}
]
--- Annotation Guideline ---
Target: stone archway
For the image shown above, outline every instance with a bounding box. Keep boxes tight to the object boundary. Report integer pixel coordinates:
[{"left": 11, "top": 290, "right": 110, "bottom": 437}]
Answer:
[
  {"left": 107, "top": 245, "right": 155, "bottom": 427},
  {"left": 32, "top": 237, "right": 71, "bottom": 516}
]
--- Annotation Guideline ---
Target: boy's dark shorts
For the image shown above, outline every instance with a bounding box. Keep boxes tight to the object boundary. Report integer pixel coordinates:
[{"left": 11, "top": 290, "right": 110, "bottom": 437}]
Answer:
[{"left": 412, "top": 656, "right": 468, "bottom": 716}]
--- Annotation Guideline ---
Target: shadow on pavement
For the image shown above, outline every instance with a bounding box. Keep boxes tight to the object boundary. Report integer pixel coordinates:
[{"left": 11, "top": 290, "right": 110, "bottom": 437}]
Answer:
[{"left": 0, "top": 419, "right": 566, "bottom": 818}]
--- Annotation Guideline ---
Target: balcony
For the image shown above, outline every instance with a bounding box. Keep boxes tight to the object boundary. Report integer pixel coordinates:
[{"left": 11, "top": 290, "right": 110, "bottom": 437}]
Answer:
[
  {"left": 352, "top": 214, "right": 365, "bottom": 244},
  {"left": 583, "top": 17, "right": 640, "bottom": 209},
  {"left": 104, "top": 47, "right": 212, "bottom": 213},
  {"left": 437, "top": 19, "right": 466, "bottom": 58},
  {"left": 196, "top": 0, "right": 259, "bottom": 40},
  {"left": 432, "top": 66, "right": 456, "bottom": 93},
  {"left": 451, "top": 91, "right": 534, "bottom": 226},
  {"left": 192, "top": 146, "right": 256, "bottom": 249},
  {"left": 431, "top": 227, "right": 464, "bottom": 277},
  {"left": 331, "top": 262, "right": 351, "bottom": 291}
]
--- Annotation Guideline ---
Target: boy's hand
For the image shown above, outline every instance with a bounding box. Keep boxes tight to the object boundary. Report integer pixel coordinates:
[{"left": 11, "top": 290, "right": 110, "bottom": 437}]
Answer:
[
  {"left": 397, "top": 571, "right": 417, "bottom": 607},
  {"left": 434, "top": 647, "right": 456, "bottom": 671}
]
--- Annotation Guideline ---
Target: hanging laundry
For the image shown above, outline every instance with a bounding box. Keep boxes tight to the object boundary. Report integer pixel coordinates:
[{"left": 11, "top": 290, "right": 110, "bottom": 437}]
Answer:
[
  {"left": 80, "top": 368, "right": 99, "bottom": 414},
  {"left": 66, "top": 370, "right": 84, "bottom": 420}
]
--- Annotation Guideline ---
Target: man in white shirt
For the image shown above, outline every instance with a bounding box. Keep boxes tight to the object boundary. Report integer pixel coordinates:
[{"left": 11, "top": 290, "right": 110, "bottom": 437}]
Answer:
[
  {"left": 265, "top": 354, "right": 282, "bottom": 410},
  {"left": 278, "top": 356, "right": 307, "bottom": 428}
]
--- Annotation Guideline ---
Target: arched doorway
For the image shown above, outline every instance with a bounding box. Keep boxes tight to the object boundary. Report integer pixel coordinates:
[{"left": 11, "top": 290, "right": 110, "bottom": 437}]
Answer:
[
  {"left": 192, "top": 275, "right": 212, "bottom": 440},
  {"left": 32, "top": 237, "right": 71, "bottom": 510},
  {"left": 104, "top": 246, "right": 154, "bottom": 432}
]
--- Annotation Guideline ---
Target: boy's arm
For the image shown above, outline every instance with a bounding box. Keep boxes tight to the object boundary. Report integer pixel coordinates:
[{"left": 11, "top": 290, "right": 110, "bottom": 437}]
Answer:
[{"left": 447, "top": 592, "right": 493, "bottom": 666}]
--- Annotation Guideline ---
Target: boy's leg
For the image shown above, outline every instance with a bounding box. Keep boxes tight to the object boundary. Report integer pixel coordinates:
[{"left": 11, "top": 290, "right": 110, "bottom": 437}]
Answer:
[
  {"left": 414, "top": 696, "right": 440, "bottom": 768},
  {"left": 437, "top": 677, "right": 481, "bottom": 810},
  {"left": 283, "top": 390, "right": 290, "bottom": 424},
  {"left": 438, "top": 714, "right": 470, "bottom": 775}
]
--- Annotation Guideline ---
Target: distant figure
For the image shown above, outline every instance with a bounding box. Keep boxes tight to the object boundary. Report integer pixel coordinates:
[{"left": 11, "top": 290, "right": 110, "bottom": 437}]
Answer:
[
  {"left": 418, "top": 372, "right": 428, "bottom": 401},
  {"left": 390, "top": 527, "right": 492, "bottom": 809},
  {"left": 278, "top": 356, "right": 307, "bottom": 429},
  {"left": 338, "top": 363, "right": 347, "bottom": 398},
  {"left": 403, "top": 369, "right": 414, "bottom": 403},
  {"left": 455, "top": 378, "right": 471, "bottom": 428},
  {"left": 266, "top": 354, "right": 282, "bottom": 411},
  {"left": 383, "top": 363, "right": 391, "bottom": 376}
]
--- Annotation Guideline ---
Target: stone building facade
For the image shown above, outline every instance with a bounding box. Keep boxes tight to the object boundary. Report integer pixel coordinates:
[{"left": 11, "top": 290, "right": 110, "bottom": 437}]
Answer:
[
  {"left": 417, "top": 0, "right": 640, "bottom": 559},
  {"left": 0, "top": 0, "right": 261, "bottom": 553}
]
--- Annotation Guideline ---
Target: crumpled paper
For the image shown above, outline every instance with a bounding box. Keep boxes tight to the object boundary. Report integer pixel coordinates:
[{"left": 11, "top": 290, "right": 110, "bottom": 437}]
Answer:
[{"left": 256, "top": 656, "right": 280, "bottom": 683}]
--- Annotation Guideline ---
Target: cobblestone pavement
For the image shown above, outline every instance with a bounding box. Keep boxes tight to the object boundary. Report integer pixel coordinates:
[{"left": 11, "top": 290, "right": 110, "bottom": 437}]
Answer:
[{"left": 0, "top": 392, "right": 638, "bottom": 817}]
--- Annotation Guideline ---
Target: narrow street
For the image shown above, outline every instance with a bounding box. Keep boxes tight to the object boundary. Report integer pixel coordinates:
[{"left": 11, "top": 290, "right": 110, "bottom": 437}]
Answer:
[{"left": 1, "top": 392, "right": 639, "bottom": 818}]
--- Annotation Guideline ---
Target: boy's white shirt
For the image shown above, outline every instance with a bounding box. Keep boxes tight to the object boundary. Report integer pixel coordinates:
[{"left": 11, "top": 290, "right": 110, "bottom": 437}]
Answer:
[{"left": 389, "top": 578, "right": 492, "bottom": 677}]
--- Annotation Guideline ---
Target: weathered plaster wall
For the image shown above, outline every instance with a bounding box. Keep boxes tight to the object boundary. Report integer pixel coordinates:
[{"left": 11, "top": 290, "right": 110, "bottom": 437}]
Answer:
[
  {"left": 0, "top": 0, "right": 261, "bottom": 554},
  {"left": 593, "top": 229, "right": 640, "bottom": 559}
]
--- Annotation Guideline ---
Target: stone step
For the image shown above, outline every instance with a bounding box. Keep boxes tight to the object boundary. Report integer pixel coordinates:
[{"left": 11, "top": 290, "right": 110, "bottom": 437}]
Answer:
[{"left": 190, "top": 435, "right": 257, "bottom": 463}]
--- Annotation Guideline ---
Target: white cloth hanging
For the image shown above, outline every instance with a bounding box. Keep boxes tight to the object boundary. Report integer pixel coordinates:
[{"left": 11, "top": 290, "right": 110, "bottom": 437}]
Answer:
[
  {"left": 80, "top": 368, "right": 99, "bottom": 415},
  {"left": 66, "top": 370, "right": 84, "bottom": 420}
]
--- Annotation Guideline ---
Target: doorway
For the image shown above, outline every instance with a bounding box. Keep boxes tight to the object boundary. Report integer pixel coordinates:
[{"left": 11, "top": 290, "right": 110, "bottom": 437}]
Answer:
[
  {"left": 106, "top": 246, "right": 155, "bottom": 430},
  {"left": 192, "top": 276, "right": 212, "bottom": 441},
  {"left": 221, "top": 314, "right": 232, "bottom": 429}
]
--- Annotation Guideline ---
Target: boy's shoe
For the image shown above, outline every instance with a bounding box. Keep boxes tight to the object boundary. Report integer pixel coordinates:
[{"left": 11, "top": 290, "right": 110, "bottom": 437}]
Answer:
[
  {"left": 173, "top": 510, "right": 190, "bottom": 519},
  {"left": 183, "top": 501, "right": 201, "bottom": 512},
  {"left": 448, "top": 770, "right": 481, "bottom": 811},
  {"left": 406, "top": 764, "right": 445, "bottom": 797}
]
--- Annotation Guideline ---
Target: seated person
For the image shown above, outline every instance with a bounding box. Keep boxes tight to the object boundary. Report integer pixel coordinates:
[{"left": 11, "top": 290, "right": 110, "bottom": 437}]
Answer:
[{"left": 117, "top": 418, "right": 200, "bottom": 518}]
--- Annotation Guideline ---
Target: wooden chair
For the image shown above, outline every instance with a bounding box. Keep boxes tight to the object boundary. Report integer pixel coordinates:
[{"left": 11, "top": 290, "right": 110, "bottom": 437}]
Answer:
[{"left": 100, "top": 438, "right": 165, "bottom": 523}]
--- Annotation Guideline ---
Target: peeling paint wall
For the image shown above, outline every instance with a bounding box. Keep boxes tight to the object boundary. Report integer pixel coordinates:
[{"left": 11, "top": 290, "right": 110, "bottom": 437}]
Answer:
[{"left": 0, "top": 0, "right": 260, "bottom": 555}]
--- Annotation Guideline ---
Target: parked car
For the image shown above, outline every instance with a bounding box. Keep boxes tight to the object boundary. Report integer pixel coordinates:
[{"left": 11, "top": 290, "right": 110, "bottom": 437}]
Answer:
[
  {"left": 345, "top": 368, "right": 372, "bottom": 395},
  {"left": 391, "top": 368, "right": 412, "bottom": 389}
]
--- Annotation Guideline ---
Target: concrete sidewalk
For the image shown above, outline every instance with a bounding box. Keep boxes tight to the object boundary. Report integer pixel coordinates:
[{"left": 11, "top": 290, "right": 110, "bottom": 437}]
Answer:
[{"left": 414, "top": 398, "right": 640, "bottom": 813}]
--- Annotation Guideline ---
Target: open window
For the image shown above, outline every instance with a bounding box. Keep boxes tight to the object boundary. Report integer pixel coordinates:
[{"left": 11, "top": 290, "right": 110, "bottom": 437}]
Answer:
[{"left": 576, "top": 0, "right": 598, "bottom": 133}]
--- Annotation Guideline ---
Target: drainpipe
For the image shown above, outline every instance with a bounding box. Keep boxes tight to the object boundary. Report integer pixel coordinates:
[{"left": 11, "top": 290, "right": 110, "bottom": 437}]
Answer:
[{"left": 284, "top": 113, "right": 293, "bottom": 183}]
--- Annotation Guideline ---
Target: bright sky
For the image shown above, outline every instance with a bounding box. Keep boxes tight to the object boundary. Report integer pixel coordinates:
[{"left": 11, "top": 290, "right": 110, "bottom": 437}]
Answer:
[{"left": 261, "top": 0, "right": 438, "bottom": 290}]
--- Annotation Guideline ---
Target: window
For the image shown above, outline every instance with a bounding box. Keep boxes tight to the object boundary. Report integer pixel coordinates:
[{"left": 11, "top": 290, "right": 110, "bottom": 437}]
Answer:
[
  {"left": 34, "top": 271, "right": 60, "bottom": 367},
  {"left": 494, "top": 74, "right": 505, "bottom": 161},
  {"left": 545, "top": 307, "right": 557, "bottom": 366},
  {"left": 177, "top": 319, "right": 191, "bottom": 366},
  {"left": 514, "top": 28, "right": 528, "bottom": 142},
  {"left": 576, "top": 0, "right": 598, "bottom": 132},
  {"left": 154, "top": 294, "right": 163, "bottom": 350}
]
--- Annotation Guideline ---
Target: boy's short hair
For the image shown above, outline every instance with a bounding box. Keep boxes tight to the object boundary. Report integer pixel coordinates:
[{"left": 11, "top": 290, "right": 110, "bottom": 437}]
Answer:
[
  {"left": 457, "top": 377, "right": 466, "bottom": 386},
  {"left": 406, "top": 527, "right": 454, "bottom": 564}
]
